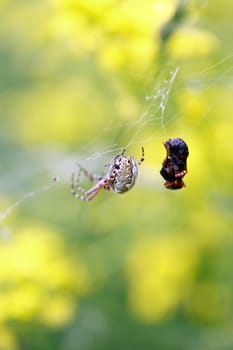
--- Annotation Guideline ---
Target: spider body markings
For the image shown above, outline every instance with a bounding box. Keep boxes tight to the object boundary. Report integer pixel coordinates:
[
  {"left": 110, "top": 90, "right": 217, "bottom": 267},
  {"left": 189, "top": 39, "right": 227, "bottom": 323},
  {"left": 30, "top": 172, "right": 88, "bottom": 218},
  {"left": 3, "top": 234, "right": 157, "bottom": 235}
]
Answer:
[
  {"left": 160, "top": 138, "right": 189, "bottom": 190},
  {"left": 71, "top": 147, "right": 144, "bottom": 201}
]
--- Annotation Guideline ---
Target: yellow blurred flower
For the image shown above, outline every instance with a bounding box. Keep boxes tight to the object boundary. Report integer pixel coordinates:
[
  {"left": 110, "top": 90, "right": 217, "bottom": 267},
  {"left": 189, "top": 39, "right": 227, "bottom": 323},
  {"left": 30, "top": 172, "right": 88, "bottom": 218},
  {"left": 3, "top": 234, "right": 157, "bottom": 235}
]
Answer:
[
  {"left": 0, "top": 225, "right": 90, "bottom": 326},
  {"left": 126, "top": 234, "right": 198, "bottom": 321},
  {"left": 168, "top": 27, "right": 219, "bottom": 58},
  {"left": 40, "top": 294, "right": 76, "bottom": 327},
  {"left": 176, "top": 88, "right": 209, "bottom": 123},
  {"left": 52, "top": 0, "right": 176, "bottom": 72}
]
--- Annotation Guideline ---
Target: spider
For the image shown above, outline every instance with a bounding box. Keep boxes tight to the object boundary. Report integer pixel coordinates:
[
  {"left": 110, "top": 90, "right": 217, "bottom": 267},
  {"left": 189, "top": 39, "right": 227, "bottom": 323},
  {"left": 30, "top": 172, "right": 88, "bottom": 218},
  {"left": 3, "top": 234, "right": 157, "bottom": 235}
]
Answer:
[
  {"left": 71, "top": 147, "right": 144, "bottom": 201},
  {"left": 160, "top": 138, "right": 189, "bottom": 190}
]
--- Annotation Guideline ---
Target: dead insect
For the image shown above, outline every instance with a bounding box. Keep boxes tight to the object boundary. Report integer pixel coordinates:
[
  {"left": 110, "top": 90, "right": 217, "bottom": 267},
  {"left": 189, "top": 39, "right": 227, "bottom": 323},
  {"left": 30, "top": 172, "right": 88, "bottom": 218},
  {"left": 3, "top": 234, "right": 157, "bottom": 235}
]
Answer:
[{"left": 160, "top": 138, "right": 189, "bottom": 190}]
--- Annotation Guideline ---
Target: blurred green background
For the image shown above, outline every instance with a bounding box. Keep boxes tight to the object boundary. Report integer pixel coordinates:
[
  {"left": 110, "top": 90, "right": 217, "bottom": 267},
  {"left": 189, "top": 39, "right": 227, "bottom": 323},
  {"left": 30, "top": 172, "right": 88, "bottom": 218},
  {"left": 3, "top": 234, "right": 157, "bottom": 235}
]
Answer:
[{"left": 0, "top": 0, "right": 232, "bottom": 349}]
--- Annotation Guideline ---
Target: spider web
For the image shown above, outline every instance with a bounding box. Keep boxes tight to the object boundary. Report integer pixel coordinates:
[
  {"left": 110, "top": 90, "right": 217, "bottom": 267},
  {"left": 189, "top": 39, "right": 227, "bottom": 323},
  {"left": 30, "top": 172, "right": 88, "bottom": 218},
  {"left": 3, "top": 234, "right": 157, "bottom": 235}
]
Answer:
[
  {"left": 77, "top": 66, "right": 179, "bottom": 165},
  {"left": 0, "top": 53, "right": 232, "bottom": 229},
  {"left": 0, "top": 67, "right": 178, "bottom": 224}
]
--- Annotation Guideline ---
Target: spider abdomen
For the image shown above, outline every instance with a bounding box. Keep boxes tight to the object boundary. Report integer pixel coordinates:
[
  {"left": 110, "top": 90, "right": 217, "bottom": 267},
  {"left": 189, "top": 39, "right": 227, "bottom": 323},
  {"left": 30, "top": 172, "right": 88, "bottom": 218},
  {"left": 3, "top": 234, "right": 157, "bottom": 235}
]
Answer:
[{"left": 109, "top": 156, "right": 138, "bottom": 194}]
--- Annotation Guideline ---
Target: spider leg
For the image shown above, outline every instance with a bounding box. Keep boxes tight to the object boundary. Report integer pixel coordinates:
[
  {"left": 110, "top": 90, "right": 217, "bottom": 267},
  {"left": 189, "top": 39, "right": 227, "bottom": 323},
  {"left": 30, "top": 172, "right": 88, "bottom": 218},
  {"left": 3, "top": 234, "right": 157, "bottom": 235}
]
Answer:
[
  {"left": 71, "top": 171, "right": 88, "bottom": 195},
  {"left": 71, "top": 191, "right": 89, "bottom": 201},
  {"left": 71, "top": 185, "right": 101, "bottom": 201},
  {"left": 71, "top": 172, "right": 86, "bottom": 198},
  {"left": 76, "top": 163, "right": 102, "bottom": 183},
  {"left": 71, "top": 174, "right": 109, "bottom": 201},
  {"left": 138, "top": 146, "right": 145, "bottom": 165},
  {"left": 121, "top": 148, "right": 126, "bottom": 156}
]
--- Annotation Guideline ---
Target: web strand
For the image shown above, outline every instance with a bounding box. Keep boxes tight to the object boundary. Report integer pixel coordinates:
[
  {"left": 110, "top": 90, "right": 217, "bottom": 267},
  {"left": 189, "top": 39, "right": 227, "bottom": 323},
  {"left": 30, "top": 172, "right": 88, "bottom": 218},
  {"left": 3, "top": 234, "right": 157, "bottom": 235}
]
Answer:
[
  {"left": 0, "top": 181, "right": 56, "bottom": 221},
  {"left": 124, "top": 66, "right": 179, "bottom": 150}
]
